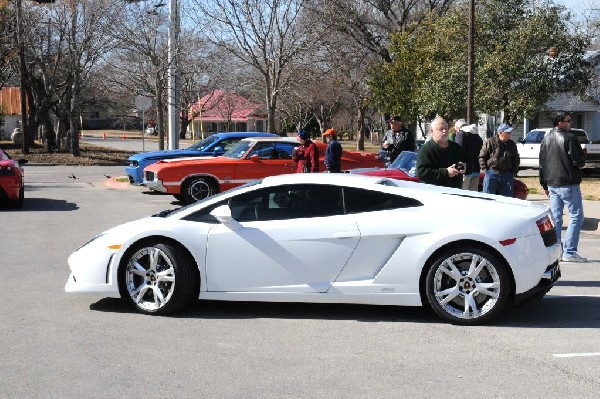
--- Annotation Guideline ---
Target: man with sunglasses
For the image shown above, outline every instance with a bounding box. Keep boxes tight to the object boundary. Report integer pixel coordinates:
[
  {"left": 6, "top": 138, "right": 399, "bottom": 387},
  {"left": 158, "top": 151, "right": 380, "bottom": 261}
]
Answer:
[{"left": 539, "top": 111, "right": 587, "bottom": 262}]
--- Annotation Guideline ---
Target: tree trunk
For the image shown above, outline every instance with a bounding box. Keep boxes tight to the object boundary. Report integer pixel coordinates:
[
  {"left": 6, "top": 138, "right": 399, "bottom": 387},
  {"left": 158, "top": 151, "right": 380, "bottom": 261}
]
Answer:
[{"left": 356, "top": 105, "right": 367, "bottom": 151}]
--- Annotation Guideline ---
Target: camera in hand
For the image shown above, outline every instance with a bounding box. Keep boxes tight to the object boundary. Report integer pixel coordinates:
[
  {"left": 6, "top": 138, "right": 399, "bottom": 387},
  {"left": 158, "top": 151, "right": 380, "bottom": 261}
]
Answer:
[{"left": 456, "top": 162, "right": 465, "bottom": 171}]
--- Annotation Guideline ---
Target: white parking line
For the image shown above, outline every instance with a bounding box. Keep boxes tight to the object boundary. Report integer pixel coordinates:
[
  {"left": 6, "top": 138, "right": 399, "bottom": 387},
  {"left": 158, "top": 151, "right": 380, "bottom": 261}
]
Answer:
[
  {"left": 545, "top": 295, "right": 600, "bottom": 298},
  {"left": 553, "top": 352, "right": 600, "bottom": 358}
]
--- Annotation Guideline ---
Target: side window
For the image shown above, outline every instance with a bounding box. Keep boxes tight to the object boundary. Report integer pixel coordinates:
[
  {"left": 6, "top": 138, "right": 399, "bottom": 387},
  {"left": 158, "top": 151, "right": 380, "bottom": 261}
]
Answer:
[
  {"left": 181, "top": 200, "right": 228, "bottom": 223},
  {"left": 273, "top": 143, "right": 294, "bottom": 159},
  {"left": 524, "top": 131, "right": 545, "bottom": 144},
  {"left": 343, "top": 187, "right": 422, "bottom": 214},
  {"left": 248, "top": 142, "right": 277, "bottom": 159},
  {"left": 228, "top": 184, "right": 343, "bottom": 222}
]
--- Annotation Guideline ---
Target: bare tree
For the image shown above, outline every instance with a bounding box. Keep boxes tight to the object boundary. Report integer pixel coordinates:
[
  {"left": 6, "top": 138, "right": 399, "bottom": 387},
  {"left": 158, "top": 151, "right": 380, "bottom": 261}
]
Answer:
[
  {"left": 190, "top": 0, "right": 316, "bottom": 133},
  {"left": 22, "top": 0, "right": 121, "bottom": 155},
  {"left": 107, "top": 2, "right": 172, "bottom": 149}
]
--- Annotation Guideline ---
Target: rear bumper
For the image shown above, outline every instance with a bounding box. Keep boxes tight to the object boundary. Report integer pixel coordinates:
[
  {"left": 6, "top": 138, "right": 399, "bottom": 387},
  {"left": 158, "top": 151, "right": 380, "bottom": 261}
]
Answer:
[
  {"left": 0, "top": 180, "right": 20, "bottom": 201},
  {"left": 513, "top": 261, "right": 561, "bottom": 305}
]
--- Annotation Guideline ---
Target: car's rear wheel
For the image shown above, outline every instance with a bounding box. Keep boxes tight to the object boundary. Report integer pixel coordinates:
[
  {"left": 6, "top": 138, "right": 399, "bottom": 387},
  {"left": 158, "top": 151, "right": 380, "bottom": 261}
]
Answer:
[
  {"left": 425, "top": 245, "right": 510, "bottom": 325},
  {"left": 118, "top": 240, "right": 199, "bottom": 315},
  {"left": 181, "top": 177, "right": 215, "bottom": 204}
]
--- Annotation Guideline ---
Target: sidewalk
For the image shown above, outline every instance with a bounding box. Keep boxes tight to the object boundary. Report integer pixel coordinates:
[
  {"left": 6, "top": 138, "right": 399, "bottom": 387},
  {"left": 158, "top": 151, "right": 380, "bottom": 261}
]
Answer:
[{"left": 528, "top": 193, "right": 600, "bottom": 236}]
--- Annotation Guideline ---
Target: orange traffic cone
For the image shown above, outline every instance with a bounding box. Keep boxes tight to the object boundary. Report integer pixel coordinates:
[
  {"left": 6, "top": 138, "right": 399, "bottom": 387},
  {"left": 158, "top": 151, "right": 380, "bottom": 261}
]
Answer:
[
  {"left": 102, "top": 132, "right": 106, "bottom": 139},
  {"left": 122, "top": 132, "right": 126, "bottom": 140}
]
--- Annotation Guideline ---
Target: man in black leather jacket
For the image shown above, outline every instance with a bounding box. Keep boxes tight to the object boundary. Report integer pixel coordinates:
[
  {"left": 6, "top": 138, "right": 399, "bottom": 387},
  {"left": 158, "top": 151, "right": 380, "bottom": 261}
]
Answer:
[{"left": 539, "top": 111, "right": 587, "bottom": 262}]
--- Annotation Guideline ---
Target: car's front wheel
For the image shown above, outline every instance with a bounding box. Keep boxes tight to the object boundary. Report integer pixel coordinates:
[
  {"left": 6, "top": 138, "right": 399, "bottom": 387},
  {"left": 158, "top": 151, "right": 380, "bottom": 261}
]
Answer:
[
  {"left": 425, "top": 245, "right": 510, "bottom": 325},
  {"left": 181, "top": 176, "right": 215, "bottom": 204},
  {"left": 118, "top": 240, "right": 199, "bottom": 315}
]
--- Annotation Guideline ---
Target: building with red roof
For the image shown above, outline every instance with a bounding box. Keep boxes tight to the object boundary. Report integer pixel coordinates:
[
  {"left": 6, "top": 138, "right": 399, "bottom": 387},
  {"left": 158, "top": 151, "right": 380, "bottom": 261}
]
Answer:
[{"left": 188, "top": 90, "right": 268, "bottom": 137}]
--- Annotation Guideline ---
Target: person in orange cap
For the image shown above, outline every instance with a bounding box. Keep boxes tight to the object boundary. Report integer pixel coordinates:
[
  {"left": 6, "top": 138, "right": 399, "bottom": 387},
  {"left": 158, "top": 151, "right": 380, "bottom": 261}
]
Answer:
[{"left": 322, "top": 128, "right": 342, "bottom": 172}]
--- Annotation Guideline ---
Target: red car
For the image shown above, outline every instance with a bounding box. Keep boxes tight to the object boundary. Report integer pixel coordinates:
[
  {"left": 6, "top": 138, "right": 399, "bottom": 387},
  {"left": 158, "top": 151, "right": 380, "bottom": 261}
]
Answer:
[
  {"left": 349, "top": 151, "right": 529, "bottom": 200},
  {"left": 0, "top": 149, "right": 28, "bottom": 208},
  {"left": 144, "top": 137, "right": 384, "bottom": 204}
]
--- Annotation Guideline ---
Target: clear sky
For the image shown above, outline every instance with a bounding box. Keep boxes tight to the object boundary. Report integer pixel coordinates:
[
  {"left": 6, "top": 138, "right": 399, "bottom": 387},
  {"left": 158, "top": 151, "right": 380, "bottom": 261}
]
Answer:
[{"left": 557, "top": 0, "right": 599, "bottom": 13}]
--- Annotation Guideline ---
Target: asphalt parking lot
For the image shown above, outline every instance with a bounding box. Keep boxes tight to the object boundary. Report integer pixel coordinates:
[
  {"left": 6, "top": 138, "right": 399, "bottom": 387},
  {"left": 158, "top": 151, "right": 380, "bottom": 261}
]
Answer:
[{"left": 1, "top": 165, "right": 599, "bottom": 398}]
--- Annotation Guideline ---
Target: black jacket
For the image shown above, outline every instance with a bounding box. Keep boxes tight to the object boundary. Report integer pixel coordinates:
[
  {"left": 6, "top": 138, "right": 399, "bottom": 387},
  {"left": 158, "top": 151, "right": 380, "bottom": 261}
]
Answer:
[
  {"left": 539, "top": 128, "right": 586, "bottom": 189},
  {"left": 461, "top": 132, "right": 483, "bottom": 174}
]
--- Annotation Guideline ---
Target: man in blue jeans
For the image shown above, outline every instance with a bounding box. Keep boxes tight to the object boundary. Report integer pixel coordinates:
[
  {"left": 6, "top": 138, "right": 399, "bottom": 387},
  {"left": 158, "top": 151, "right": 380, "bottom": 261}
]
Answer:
[
  {"left": 539, "top": 111, "right": 587, "bottom": 262},
  {"left": 478, "top": 124, "right": 520, "bottom": 197}
]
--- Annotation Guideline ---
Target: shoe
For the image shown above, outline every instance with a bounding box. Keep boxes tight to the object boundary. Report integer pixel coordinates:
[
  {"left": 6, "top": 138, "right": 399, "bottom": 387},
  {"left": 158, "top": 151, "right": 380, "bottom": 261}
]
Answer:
[{"left": 561, "top": 254, "right": 588, "bottom": 263}]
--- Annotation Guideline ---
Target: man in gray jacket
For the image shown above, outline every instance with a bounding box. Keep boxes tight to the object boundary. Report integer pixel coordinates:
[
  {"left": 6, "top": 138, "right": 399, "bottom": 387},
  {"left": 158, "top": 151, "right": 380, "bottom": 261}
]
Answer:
[{"left": 539, "top": 111, "right": 587, "bottom": 262}]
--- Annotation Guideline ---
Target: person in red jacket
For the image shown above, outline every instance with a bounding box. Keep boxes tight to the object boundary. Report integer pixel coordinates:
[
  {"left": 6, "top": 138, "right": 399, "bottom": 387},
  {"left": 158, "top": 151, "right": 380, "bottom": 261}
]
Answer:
[{"left": 292, "top": 129, "right": 319, "bottom": 173}]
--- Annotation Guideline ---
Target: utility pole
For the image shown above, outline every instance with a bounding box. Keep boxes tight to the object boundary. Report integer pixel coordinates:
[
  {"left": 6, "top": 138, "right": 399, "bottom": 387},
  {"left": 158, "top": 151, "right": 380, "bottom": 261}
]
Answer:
[
  {"left": 16, "top": 0, "right": 29, "bottom": 154},
  {"left": 466, "top": 0, "right": 475, "bottom": 124},
  {"left": 167, "top": 0, "right": 180, "bottom": 150}
]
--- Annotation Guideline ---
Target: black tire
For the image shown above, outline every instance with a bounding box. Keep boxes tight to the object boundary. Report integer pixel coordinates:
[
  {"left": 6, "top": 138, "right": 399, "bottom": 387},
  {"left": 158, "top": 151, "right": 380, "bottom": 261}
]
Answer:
[
  {"left": 118, "top": 240, "right": 199, "bottom": 315},
  {"left": 181, "top": 176, "right": 215, "bottom": 204},
  {"left": 425, "top": 245, "right": 510, "bottom": 325},
  {"left": 173, "top": 194, "right": 182, "bottom": 202}
]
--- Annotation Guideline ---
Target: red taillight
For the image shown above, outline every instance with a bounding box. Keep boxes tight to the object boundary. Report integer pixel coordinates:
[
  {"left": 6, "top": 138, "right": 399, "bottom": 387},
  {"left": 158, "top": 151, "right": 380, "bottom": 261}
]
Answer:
[
  {"left": 0, "top": 165, "right": 15, "bottom": 176},
  {"left": 499, "top": 238, "right": 517, "bottom": 246},
  {"left": 536, "top": 215, "right": 554, "bottom": 233}
]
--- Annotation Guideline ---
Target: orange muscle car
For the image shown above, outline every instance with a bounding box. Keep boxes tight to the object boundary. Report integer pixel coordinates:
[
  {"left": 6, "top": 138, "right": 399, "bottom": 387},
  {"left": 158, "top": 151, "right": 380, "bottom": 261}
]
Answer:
[{"left": 143, "top": 137, "right": 383, "bottom": 204}]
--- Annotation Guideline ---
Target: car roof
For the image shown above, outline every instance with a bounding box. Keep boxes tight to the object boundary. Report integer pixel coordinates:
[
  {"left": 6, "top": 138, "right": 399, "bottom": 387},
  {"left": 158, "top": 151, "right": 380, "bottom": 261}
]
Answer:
[
  {"left": 240, "top": 136, "right": 298, "bottom": 144},
  {"left": 528, "top": 128, "right": 586, "bottom": 134},
  {"left": 261, "top": 171, "right": 386, "bottom": 187},
  {"left": 213, "top": 132, "right": 276, "bottom": 138}
]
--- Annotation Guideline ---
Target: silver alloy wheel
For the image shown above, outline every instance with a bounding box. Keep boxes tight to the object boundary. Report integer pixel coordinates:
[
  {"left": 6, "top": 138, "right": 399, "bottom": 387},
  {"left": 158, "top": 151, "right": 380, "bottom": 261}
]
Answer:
[
  {"left": 124, "top": 246, "right": 176, "bottom": 312},
  {"left": 432, "top": 252, "right": 502, "bottom": 320}
]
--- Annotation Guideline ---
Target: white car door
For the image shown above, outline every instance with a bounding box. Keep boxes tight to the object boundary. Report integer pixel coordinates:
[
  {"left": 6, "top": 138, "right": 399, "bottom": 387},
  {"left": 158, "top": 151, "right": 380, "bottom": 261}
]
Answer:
[{"left": 205, "top": 185, "right": 360, "bottom": 293}]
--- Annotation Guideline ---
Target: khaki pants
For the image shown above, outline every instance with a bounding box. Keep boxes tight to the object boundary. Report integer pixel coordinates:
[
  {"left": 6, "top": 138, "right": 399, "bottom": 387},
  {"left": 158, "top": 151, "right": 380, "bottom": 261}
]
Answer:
[{"left": 462, "top": 174, "right": 479, "bottom": 191}]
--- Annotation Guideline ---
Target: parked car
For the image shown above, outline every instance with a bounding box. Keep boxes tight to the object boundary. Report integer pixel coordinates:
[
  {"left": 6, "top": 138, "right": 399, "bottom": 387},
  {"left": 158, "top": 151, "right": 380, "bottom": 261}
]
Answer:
[
  {"left": 348, "top": 151, "right": 529, "bottom": 200},
  {"left": 126, "top": 132, "right": 276, "bottom": 184},
  {"left": 517, "top": 128, "right": 600, "bottom": 169},
  {"left": 143, "top": 137, "right": 384, "bottom": 204},
  {"left": 0, "top": 148, "right": 28, "bottom": 208},
  {"left": 65, "top": 172, "right": 561, "bottom": 325}
]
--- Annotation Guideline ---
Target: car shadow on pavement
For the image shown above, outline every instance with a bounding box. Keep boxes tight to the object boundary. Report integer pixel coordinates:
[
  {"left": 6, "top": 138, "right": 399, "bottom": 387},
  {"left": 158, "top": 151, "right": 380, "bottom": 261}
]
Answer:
[
  {"left": 496, "top": 296, "right": 600, "bottom": 328},
  {"left": 582, "top": 217, "right": 600, "bottom": 232},
  {"left": 2, "top": 197, "right": 78, "bottom": 211},
  {"left": 90, "top": 298, "right": 440, "bottom": 323},
  {"left": 90, "top": 296, "right": 600, "bottom": 327}
]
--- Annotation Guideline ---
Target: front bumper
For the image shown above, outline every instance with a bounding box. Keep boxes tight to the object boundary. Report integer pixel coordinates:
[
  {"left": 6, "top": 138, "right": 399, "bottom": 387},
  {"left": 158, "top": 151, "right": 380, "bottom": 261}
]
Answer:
[
  {"left": 143, "top": 171, "right": 168, "bottom": 192},
  {"left": 124, "top": 165, "right": 143, "bottom": 185}
]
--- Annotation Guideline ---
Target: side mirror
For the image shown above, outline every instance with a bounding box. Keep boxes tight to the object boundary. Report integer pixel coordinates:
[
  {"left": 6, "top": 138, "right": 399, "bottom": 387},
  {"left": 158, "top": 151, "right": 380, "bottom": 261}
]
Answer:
[
  {"left": 212, "top": 146, "right": 224, "bottom": 153},
  {"left": 249, "top": 154, "right": 259, "bottom": 161},
  {"left": 210, "top": 204, "right": 242, "bottom": 231},
  {"left": 517, "top": 138, "right": 524, "bottom": 143},
  {"left": 18, "top": 159, "right": 28, "bottom": 165}
]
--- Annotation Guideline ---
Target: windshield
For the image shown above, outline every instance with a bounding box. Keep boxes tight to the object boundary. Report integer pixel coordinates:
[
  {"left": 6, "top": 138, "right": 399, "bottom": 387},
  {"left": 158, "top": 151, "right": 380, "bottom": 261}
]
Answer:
[
  {"left": 390, "top": 151, "right": 417, "bottom": 176},
  {"left": 187, "top": 135, "right": 220, "bottom": 151},
  {"left": 163, "top": 179, "right": 263, "bottom": 217},
  {"left": 223, "top": 140, "right": 253, "bottom": 159}
]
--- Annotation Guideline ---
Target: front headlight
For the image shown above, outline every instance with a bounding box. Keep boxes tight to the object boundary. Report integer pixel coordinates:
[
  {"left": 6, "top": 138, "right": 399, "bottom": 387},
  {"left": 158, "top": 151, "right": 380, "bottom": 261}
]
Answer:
[{"left": 77, "top": 232, "right": 107, "bottom": 250}]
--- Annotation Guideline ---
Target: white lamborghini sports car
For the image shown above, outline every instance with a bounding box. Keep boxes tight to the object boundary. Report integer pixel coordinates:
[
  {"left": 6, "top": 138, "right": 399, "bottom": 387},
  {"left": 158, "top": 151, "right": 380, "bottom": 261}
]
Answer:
[{"left": 66, "top": 173, "right": 561, "bottom": 325}]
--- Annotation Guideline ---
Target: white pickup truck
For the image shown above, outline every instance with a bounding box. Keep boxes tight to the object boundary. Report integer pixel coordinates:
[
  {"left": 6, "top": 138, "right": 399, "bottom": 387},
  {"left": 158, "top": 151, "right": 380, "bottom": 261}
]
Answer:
[{"left": 517, "top": 128, "right": 600, "bottom": 169}]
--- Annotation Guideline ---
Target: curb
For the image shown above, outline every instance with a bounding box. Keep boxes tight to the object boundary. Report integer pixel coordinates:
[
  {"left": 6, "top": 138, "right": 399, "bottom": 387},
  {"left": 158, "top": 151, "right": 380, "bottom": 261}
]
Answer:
[{"left": 105, "top": 176, "right": 131, "bottom": 189}]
